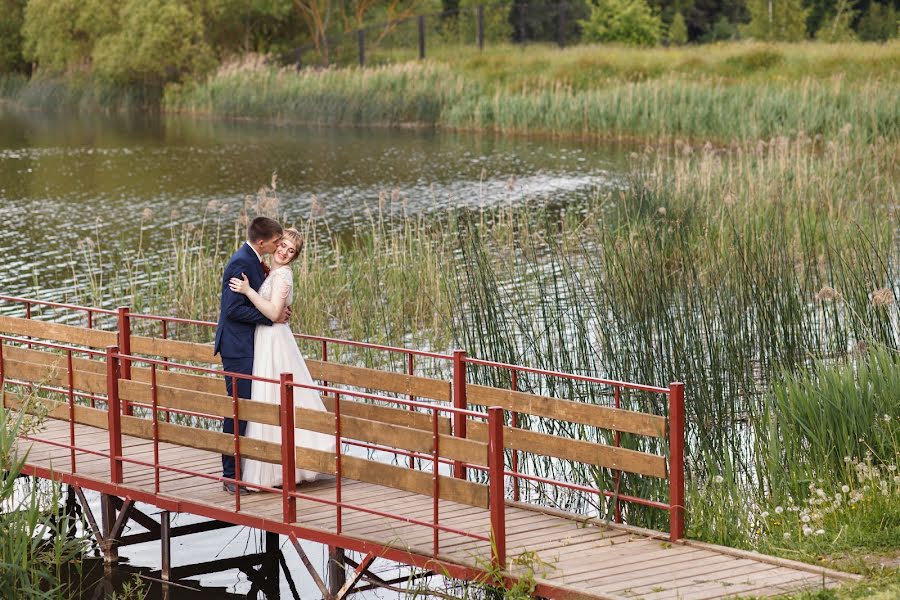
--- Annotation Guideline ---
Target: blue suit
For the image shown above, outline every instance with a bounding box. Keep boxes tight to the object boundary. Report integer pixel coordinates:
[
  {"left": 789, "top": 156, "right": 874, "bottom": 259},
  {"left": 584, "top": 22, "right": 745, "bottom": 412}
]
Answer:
[{"left": 214, "top": 242, "right": 273, "bottom": 480}]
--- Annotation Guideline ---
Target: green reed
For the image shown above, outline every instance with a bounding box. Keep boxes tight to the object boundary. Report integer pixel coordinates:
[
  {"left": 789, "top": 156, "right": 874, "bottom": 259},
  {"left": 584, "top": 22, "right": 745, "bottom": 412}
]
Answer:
[
  {"left": 165, "top": 42, "right": 899, "bottom": 143},
  {"left": 1, "top": 401, "right": 87, "bottom": 599}
]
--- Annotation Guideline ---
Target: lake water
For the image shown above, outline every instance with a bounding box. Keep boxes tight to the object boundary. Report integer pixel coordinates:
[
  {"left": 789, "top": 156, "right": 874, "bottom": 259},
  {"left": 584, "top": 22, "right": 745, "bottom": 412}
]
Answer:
[
  {"left": 0, "top": 107, "right": 634, "bottom": 598},
  {"left": 0, "top": 106, "right": 631, "bottom": 306}
]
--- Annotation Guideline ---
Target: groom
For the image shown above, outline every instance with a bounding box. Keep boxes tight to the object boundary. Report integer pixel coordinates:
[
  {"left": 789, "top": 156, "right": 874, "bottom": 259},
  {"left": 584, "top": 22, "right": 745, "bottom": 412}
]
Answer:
[{"left": 214, "top": 216, "right": 289, "bottom": 493}]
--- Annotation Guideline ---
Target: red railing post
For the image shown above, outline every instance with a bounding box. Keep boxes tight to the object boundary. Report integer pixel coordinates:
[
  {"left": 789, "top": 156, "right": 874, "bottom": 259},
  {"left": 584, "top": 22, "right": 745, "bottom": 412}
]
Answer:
[
  {"left": 151, "top": 364, "right": 160, "bottom": 494},
  {"left": 614, "top": 386, "right": 622, "bottom": 523},
  {"left": 105, "top": 346, "right": 123, "bottom": 484},
  {"left": 334, "top": 391, "right": 343, "bottom": 534},
  {"left": 117, "top": 307, "right": 132, "bottom": 415},
  {"left": 669, "top": 382, "right": 685, "bottom": 541},
  {"left": 408, "top": 353, "right": 416, "bottom": 469},
  {"left": 510, "top": 370, "right": 519, "bottom": 502},
  {"left": 487, "top": 406, "right": 506, "bottom": 571},
  {"left": 67, "top": 351, "right": 76, "bottom": 472},
  {"left": 452, "top": 349, "right": 467, "bottom": 479},
  {"left": 280, "top": 373, "right": 297, "bottom": 523},
  {"left": 24, "top": 302, "right": 32, "bottom": 348},
  {"left": 432, "top": 408, "right": 440, "bottom": 557}
]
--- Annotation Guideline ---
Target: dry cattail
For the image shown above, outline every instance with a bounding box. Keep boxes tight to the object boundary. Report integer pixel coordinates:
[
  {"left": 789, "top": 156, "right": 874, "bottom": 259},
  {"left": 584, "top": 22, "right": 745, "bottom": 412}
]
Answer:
[
  {"left": 815, "top": 286, "right": 840, "bottom": 301},
  {"left": 141, "top": 207, "right": 154, "bottom": 221},
  {"left": 870, "top": 288, "right": 894, "bottom": 307}
]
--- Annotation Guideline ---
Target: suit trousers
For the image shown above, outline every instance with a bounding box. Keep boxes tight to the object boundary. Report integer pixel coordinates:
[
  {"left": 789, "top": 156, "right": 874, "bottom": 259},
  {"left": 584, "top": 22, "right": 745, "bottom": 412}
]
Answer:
[{"left": 221, "top": 355, "right": 253, "bottom": 480}]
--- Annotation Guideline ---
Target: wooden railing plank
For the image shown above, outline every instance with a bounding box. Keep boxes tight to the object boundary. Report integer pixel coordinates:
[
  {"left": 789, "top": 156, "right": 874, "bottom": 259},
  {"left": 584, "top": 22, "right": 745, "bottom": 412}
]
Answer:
[
  {"left": 320, "top": 395, "right": 451, "bottom": 434},
  {"left": 130, "top": 336, "right": 220, "bottom": 365},
  {"left": 466, "top": 384, "right": 667, "bottom": 438},
  {"left": 294, "top": 447, "right": 489, "bottom": 509},
  {"left": 4, "top": 391, "right": 108, "bottom": 429},
  {"left": 467, "top": 420, "right": 667, "bottom": 479},
  {"left": 0, "top": 315, "right": 117, "bottom": 349},
  {"left": 297, "top": 407, "right": 487, "bottom": 467},
  {"left": 306, "top": 360, "right": 451, "bottom": 402},
  {"left": 1, "top": 345, "right": 105, "bottom": 374},
  {"left": 118, "top": 380, "right": 281, "bottom": 426},
  {"left": 2, "top": 358, "right": 108, "bottom": 394}
]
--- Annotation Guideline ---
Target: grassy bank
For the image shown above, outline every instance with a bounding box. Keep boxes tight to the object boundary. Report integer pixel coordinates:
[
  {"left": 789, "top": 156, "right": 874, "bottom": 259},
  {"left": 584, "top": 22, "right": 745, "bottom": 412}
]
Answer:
[{"left": 164, "top": 42, "right": 900, "bottom": 142}]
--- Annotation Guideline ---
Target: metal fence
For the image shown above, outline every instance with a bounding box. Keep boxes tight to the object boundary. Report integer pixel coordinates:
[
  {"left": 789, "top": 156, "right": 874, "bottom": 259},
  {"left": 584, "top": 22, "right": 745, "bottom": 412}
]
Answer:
[{"left": 290, "top": 1, "right": 590, "bottom": 69}]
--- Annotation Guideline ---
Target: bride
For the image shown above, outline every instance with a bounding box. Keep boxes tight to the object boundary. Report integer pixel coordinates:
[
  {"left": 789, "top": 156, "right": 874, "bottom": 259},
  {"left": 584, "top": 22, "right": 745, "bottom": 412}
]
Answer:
[{"left": 228, "top": 227, "right": 334, "bottom": 489}]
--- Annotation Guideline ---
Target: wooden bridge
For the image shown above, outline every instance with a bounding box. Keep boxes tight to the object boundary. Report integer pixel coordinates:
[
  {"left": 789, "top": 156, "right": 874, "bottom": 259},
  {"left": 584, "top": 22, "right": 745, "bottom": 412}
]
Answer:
[{"left": 1, "top": 295, "right": 860, "bottom": 599}]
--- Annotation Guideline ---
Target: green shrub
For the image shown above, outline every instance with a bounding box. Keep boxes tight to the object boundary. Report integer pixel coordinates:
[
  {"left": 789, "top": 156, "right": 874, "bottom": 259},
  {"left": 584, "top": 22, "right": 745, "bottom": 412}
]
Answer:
[
  {"left": 667, "top": 12, "right": 688, "bottom": 45},
  {"left": 579, "top": 0, "right": 662, "bottom": 46}
]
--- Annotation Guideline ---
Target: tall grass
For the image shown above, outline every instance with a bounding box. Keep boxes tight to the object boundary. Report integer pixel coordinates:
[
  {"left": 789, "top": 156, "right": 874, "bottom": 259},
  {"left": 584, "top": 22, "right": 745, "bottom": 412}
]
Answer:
[
  {"left": 0, "top": 75, "right": 161, "bottom": 113},
  {"left": 165, "top": 42, "right": 900, "bottom": 142},
  {"left": 1, "top": 402, "right": 87, "bottom": 598}
]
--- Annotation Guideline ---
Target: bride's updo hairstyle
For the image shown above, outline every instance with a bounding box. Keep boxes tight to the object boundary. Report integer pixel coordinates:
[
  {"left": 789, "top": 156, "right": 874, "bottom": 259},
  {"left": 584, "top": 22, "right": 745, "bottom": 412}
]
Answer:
[{"left": 282, "top": 228, "right": 304, "bottom": 264}]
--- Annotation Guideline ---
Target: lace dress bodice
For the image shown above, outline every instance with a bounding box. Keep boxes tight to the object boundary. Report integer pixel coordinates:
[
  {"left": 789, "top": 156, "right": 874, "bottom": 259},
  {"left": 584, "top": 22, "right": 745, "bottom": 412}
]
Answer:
[{"left": 258, "top": 266, "right": 293, "bottom": 306}]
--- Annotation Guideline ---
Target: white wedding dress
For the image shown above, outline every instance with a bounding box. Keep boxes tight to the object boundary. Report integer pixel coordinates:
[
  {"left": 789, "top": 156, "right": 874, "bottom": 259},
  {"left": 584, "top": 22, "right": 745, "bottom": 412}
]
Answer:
[{"left": 242, "top": 266, "right": 335, "bottom": 489}]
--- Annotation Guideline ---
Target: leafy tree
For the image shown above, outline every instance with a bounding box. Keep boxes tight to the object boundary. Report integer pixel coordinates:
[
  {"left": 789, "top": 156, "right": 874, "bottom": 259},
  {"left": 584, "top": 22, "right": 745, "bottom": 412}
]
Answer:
[
  {"left": 580, "top": 0, "right": 663, "bottom": 45},
  {"left": 200, "top": 0, "right": 298, "bottom": 55},
  {"left": 0, "top": 0, "right": 27, "bottom": 73},
  {"left": 815, "top": 0, "right": 856, "bottom": 41},
  {"left": 91, "top": 0, "right": 215, "bottom": 86},
  {"left": 22, "top": 0, "right": 118, "bottom": 73},
  {"left": 856, "top": 2, "right": 898, "bottom": 41},
  {"left": 742, "top": 0, "right": 809, "bottom": 40},
  {"left": 668, "top": 10, "right": 689, "bottom": 43}
]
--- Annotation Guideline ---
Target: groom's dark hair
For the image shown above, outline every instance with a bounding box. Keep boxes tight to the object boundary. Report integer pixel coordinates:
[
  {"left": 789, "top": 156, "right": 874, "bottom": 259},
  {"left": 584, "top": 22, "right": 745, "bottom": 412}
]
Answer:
[{"left": 247, "top": 216, "right": 283, "bottom": 242}]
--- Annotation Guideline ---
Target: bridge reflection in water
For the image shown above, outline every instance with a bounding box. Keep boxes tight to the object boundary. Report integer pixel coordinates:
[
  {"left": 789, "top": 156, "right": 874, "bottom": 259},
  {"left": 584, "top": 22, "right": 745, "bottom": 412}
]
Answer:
[{"left": 1, "top": 295, "right": 858, "bottom": 599}]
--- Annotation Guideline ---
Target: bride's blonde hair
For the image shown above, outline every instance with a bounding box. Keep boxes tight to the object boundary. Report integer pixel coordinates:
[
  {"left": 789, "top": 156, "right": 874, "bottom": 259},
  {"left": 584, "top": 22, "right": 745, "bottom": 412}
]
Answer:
[{"left": 282, "top": 227, "right": 304, "bottom": 264}]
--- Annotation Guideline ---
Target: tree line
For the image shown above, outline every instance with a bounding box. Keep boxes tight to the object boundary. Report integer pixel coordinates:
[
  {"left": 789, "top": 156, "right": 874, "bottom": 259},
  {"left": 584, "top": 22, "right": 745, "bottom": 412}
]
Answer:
[{"left": 0, "top": 0, "right": 896, "bottom": 85}]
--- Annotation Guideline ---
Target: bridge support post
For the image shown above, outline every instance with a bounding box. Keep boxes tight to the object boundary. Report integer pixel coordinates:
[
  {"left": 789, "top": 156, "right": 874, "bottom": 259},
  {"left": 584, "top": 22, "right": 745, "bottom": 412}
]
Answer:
[
  {"left": 264, "top": 531, "right": 280, "bottom": 597},
  {"left": 160, "top": 510, "right": 172, "bottom": 581},
  {"left": 100, "top": 493, "right": 119, "bottom": 566},
  {"left": 328, "top": 546, "right": 347, "bottom": 596}
]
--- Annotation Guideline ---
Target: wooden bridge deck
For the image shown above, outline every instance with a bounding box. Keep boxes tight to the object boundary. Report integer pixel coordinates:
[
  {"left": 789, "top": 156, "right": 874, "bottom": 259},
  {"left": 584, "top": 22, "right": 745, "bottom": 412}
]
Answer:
[{"left": 19, "top": 419, "right": 853, "bottom": 600}]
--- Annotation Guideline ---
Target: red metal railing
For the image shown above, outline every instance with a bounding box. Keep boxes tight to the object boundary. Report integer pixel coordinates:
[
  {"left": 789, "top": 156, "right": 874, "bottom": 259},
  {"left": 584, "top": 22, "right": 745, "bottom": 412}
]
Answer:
[
  {"left": 1, "top": 296, "right": 685, "bottom": 549},
  {"left": 460, "top": 356, "right": 685, "bottom": 541}
]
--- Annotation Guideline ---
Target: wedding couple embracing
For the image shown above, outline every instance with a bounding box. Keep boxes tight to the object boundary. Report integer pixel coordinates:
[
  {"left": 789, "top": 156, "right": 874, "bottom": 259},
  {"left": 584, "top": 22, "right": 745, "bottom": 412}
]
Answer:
[{"left": 213, "top": 216, "right": 334, "bottom": 494}]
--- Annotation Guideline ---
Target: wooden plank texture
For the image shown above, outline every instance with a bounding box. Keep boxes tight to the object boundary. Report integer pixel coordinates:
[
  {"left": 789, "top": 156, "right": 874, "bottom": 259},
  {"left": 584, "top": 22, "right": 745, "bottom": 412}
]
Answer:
[
  {"left": 0, "top": 315, "right": 117, "bottom": 348},
  {"left": 467, "top": 384, "right": 666, "bottom": 437},
  {"left": 468, "top": 419, "right": 667, "bottom": 478}
]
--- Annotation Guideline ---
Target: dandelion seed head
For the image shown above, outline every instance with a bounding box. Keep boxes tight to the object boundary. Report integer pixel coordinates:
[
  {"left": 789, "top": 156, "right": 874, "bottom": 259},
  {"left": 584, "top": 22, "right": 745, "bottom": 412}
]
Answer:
[
  {"left": 815, "top": 529, "right": 825, "bottom": 536},
  {"left": 803, "top": 526, "right": 813, "bottom": 536},
  {"left": 783, "top": 532, "right": 791, "bottom": 540},
  {"left": 714, "top": 475, "right": 724, "bottom": 484},
  {"left": 801, "top": 514, "right": 811, "bottom": 523},
  {"left": 775, "top": 506, "right": 784, "bottom": 514},
  {"left": 841, "top": 485, "right": 850, "bottom": 493}
]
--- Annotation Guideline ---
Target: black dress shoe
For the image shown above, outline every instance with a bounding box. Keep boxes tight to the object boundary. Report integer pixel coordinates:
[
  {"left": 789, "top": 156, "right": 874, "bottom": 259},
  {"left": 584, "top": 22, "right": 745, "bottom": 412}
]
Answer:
[{"left": 222, "top": 482, "right": 249, "bottom": 495}]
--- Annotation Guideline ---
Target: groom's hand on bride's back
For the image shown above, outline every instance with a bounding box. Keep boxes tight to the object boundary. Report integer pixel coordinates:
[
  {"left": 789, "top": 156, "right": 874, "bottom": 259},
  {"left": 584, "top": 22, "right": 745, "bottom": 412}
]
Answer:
[{"left": 276, "top": 306, "right": 291, "bottom": 324}]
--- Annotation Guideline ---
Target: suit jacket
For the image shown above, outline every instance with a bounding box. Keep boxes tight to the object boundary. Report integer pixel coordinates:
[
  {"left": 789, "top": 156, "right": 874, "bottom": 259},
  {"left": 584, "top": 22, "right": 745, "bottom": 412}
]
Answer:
[{"left": 213, "top": 242, "right": 273, "bottom": 358}]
